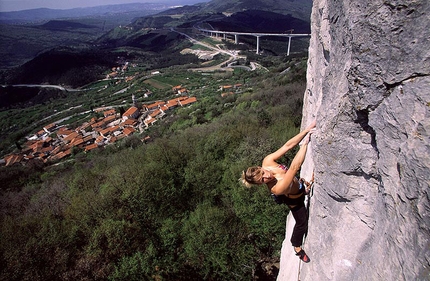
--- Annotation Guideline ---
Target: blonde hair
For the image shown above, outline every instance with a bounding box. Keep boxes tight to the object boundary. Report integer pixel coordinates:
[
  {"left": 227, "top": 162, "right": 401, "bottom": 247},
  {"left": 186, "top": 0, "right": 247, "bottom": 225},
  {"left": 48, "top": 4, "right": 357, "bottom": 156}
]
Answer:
[{"left": 240, "top": 166, "right": 263, "bottom": 188}]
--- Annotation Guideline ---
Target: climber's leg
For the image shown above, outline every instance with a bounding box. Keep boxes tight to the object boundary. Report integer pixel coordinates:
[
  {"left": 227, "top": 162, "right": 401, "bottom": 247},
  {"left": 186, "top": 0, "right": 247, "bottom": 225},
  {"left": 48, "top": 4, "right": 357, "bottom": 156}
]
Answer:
[
  {"left": 290, "top": 203, "right": 310, "bottom": 262},
  {"left": 290, "top": 204, "right": 308, "bottom": 247}
]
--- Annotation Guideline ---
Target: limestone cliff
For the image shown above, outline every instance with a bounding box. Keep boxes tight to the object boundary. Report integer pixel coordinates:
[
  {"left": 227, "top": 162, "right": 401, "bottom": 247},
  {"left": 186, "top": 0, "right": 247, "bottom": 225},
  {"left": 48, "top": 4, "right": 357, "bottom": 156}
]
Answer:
[{"left": 278, "top": 0, "right": 430, "bottom": 280}]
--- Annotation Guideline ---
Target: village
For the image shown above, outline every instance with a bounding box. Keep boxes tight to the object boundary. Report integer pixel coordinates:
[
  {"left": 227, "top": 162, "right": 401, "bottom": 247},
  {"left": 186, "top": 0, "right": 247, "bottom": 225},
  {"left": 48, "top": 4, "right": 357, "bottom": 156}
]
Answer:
[
  {"left": 1, "top": 50, "right": 247, "bottom": 168},
  {"left": 2, "top": 85, "right": 199, "bottom": 167},
  {"left": 2, "top": 80, "right": 245, "bottom": 167}
]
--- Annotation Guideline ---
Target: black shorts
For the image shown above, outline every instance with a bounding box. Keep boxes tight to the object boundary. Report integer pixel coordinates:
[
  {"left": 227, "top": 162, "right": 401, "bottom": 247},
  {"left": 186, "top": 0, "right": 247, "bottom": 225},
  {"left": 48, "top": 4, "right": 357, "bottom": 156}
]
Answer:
[{"left": 271, "top": 192, "right": 305, "bottom": 207}]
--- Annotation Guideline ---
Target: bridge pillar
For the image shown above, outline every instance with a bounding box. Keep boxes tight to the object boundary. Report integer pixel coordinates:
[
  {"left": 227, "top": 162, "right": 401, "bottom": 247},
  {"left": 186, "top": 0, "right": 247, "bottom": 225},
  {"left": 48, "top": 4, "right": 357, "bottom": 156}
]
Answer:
[
  {"left": 256, "top": 36, "right": 260, "bottom": 54},
  {"left": 223, "top": 33, "right": 226, "bottom": 40},
  {"left": 287, "top": 36, "right": 292, "bottom": 56},
  {"left": 235, "top": 34, "right": 238, "bottom": 44}
]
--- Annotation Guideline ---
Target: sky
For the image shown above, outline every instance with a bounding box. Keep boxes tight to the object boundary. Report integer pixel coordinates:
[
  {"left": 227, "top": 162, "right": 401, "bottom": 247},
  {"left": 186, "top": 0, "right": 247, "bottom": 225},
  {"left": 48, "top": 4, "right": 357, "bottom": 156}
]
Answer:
[{"left": 0, "top": 0, "right": 205, "bottom": 12}]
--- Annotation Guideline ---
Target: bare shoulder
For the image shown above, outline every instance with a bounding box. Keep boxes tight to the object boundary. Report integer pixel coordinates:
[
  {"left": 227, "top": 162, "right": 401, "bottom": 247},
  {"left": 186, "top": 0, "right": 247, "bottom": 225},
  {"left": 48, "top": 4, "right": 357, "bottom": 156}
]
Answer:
[{"left": 262, "top": 155, "right": 278, "bottom": 167}]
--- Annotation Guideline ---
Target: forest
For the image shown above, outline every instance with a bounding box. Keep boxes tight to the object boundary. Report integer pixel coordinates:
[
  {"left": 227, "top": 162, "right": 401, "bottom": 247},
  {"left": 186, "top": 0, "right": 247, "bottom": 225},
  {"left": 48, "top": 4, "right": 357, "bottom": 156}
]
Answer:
[{"left": 0, "top": 60, "right": 307, "bottom": 280}]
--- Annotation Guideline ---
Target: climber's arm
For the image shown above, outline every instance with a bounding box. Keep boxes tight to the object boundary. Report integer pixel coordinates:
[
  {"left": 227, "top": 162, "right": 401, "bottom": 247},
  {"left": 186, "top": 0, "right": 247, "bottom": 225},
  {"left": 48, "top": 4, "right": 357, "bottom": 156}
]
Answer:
[
  {"left": 263, "top": 120, "right": 316, "bottom": 165},
  {"left": 270, "top": 143, "right": 309, "bottom": 195}
]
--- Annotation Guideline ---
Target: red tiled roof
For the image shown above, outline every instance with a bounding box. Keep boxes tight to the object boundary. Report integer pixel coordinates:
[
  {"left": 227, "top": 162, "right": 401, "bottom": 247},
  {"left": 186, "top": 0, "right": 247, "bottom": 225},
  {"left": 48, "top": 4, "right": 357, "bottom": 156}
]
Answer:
[
  {"left": 123, "top": 119, "right": 137, "bottom": 126},
  {"left": 58, "top": 128, "right": 75, "bottom": 137},
  {"left": 54, "top": 152, "right": 66, "bottom": 160},
  {"left": 167, "top": 98, "right": 179, "bottom": 105},
  {"left": 92, "top": 121, "right": 105, "bottom": 128},
  {"left": 25, "top": 140, "right": 37, "bottom": 148},
  {"left": 85, "top": 143, "right": 99, "bottom": 152},
  {"left": 104, "top": 109, "right": 116, "bottom": 117},
  {"left": 103, "top": 115, "right": 116, "bottom": 124},
  {"left": 79, "top": 122, "right": 91, "bottom": 131},
  {"left": 180, "top": 97, "right": 197, "bottom": 106},
  {"left": 123, "top": 106, "right": 139, "bottom": 118},
  {"left": 43, "top": 123, "right": 56, "bottom": 131},
  {"left": 71, "top": 137, "right": 84, "bottom": 146},
  {"left": 63, "top": 132, "right": 79, "bottom": 142},
  {"left": 150, "top": 109, "right": 162, "bottom": 118},
  {"left": 100, "top": 128, "right": 111, "bottom": 136},
  {"left": 83, "top": 135, "right": 94, "bottom": 142},
  {"left": 51, "top": 146, "right": 62, "bottom": 155},
  {"left": 41, "top": 146, "right": 54, "bottom": 153},
  {"left": 4, "top": 154, "right": 23, "bottom": 166},
  {"left": 145, "top": 101, "right": 165, "bottom": 110},
  {"left": 109, "top": 125, "right": 120, "bottom": 132},
  {"left": 145, "top": 117, "right": 157, "bottom": 126},
  {"left": 95, "top": 136, "right": 105, "bottom": 144},
  {"left": 31, "top": 141, "right": 44, "bottom": 153},
  {"left": 123, "top": 127, "right": 136, "bottom": 136}
]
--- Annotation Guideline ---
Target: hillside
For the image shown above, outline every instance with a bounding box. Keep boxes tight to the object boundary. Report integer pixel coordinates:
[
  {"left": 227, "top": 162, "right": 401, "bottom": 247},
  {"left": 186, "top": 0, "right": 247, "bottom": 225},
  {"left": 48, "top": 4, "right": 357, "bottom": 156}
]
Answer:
[
  {"left": 205, "top": 10, "right": 311, "bottom": 33},
  {"left": 4, "top": 47, "right": 116, "bottom": 87},
  {"left": 160, "top": 0, "right": 313, "bottom": 21},
  {"left": 0, "top": 22, "right": 103, "bottom": 69},
  {"left": 0, "top": 2, "right": 175, "bottom": 69},
  {"left": 40, "top": 20, "right": 96, "bottom": 30},
  {"left": 0, "top": 3, "right": 171, "bottom": 24},
  {"left": 0, "top": 54, "right": 310, "bottom": 280},
  {"left": 0, "top": 0, "right": 315, "bottom": 280}
]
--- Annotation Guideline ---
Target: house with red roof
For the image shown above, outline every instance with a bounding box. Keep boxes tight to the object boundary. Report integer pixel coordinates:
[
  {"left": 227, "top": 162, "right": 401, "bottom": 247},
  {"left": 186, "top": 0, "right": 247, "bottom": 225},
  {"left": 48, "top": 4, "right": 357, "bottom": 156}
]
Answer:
[
  {"left": 149, "top": 109, "right": 163, "bottom": 119},
  {"left": 36, "top": 129, "right": 46, "bottom": 137},
  {"left": 172, "top": 85, "right": 182, "bottom": 92},
  {"left": 144, "top": 101, "right": 165, "bottom": 112},
  {"left": 123, "top": 106, "right": 140, "bottom": 121},
  {"left": 63, "top": 132, "right": 79, "bottom": 144},
  {"left": 144, "top": 117, "right": 157, "bottom": 127},
  {"left": 103, "top": 115, "right": 116, "bottom": 124},
  {"left": 103, "top": 109, "right": 116, "bottom": 117},
  {"left": 100, "top": 128, "right": 111, "bottom": 138},
  {"left": 43, "top": 123, "right": 56, "bottom": 133},
  {"left": 178, "top": 88, "right": 188, "bottom": 95},
  {"left": 179, "top": 97, "right": 198, "bottom": 106},
  {"left": 122, "top": 118, "right": 137, "bottom": 127},
  {"left": 123, "top": 127, "right": 136, "bottom": 136},
  {"left": 85, "top": 143, "right": 99, "bottom": 152},
  {"left": 4, "top": 154, "right": 23, "bottom": 166},
  {"left": 57, "top": 127, "right": 75, "bottom": 138}
]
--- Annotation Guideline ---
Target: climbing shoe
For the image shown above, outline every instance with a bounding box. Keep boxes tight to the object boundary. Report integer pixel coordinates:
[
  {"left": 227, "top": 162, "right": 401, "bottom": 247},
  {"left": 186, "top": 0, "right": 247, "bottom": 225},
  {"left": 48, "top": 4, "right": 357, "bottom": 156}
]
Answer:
[{"left": 295, "top": 249, "right": 310, "bottom": 263}]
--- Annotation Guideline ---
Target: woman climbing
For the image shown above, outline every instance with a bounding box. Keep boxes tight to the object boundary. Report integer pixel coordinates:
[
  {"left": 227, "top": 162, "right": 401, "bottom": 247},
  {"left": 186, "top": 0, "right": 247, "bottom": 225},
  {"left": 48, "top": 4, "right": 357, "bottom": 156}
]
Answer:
[{"left": 240, "top": 120, "right": 316, "bottom": 263}]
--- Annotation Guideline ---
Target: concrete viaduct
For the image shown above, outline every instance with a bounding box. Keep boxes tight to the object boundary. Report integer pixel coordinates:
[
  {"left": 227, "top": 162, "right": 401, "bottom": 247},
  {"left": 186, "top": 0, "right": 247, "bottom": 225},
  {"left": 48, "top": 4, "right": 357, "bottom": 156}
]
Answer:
[{"left": 197, "top": 28, "right": 311, "bottom": 55}]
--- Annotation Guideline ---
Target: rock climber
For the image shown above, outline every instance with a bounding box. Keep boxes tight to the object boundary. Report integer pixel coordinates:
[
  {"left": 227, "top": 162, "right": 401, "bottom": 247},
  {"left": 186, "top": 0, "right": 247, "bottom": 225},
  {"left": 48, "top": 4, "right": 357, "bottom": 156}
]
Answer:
[{"left": 240, "top": 120, "right": 316, "bottom": 263}]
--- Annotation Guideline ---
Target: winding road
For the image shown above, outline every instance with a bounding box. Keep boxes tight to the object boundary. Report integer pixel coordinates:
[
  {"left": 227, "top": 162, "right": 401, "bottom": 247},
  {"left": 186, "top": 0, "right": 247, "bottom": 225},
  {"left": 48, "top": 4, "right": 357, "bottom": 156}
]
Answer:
[{"left": 171, "top": 28, "right": 253, "bottom": 72}]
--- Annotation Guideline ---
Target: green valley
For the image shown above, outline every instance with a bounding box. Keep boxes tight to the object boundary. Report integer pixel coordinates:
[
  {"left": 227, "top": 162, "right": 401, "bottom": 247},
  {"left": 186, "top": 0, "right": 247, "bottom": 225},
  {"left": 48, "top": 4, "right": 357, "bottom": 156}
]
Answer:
[{"left": 0, "top": 1, "right": 311, "bottom": 279}]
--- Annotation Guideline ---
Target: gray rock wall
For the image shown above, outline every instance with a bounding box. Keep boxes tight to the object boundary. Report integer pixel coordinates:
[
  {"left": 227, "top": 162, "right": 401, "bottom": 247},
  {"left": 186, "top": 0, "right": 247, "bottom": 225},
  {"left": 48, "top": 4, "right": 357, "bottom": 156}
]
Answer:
[{"left": 285, "top": 0, "right": 430, "bottom": 280}]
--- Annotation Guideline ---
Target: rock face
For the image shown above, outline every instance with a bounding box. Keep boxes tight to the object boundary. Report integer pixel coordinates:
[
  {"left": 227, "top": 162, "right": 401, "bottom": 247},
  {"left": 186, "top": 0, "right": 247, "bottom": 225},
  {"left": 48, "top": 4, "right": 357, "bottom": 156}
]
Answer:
[{"left": 279, "top": 0, "right": 430, "bottom": 280}]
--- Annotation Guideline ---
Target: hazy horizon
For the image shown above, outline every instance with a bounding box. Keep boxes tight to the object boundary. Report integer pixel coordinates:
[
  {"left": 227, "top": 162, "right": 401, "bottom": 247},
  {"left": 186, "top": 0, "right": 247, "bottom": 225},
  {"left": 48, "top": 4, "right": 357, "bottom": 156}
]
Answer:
[{"left": 0, "top": 0, "right": 209, "bottom": 12}]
